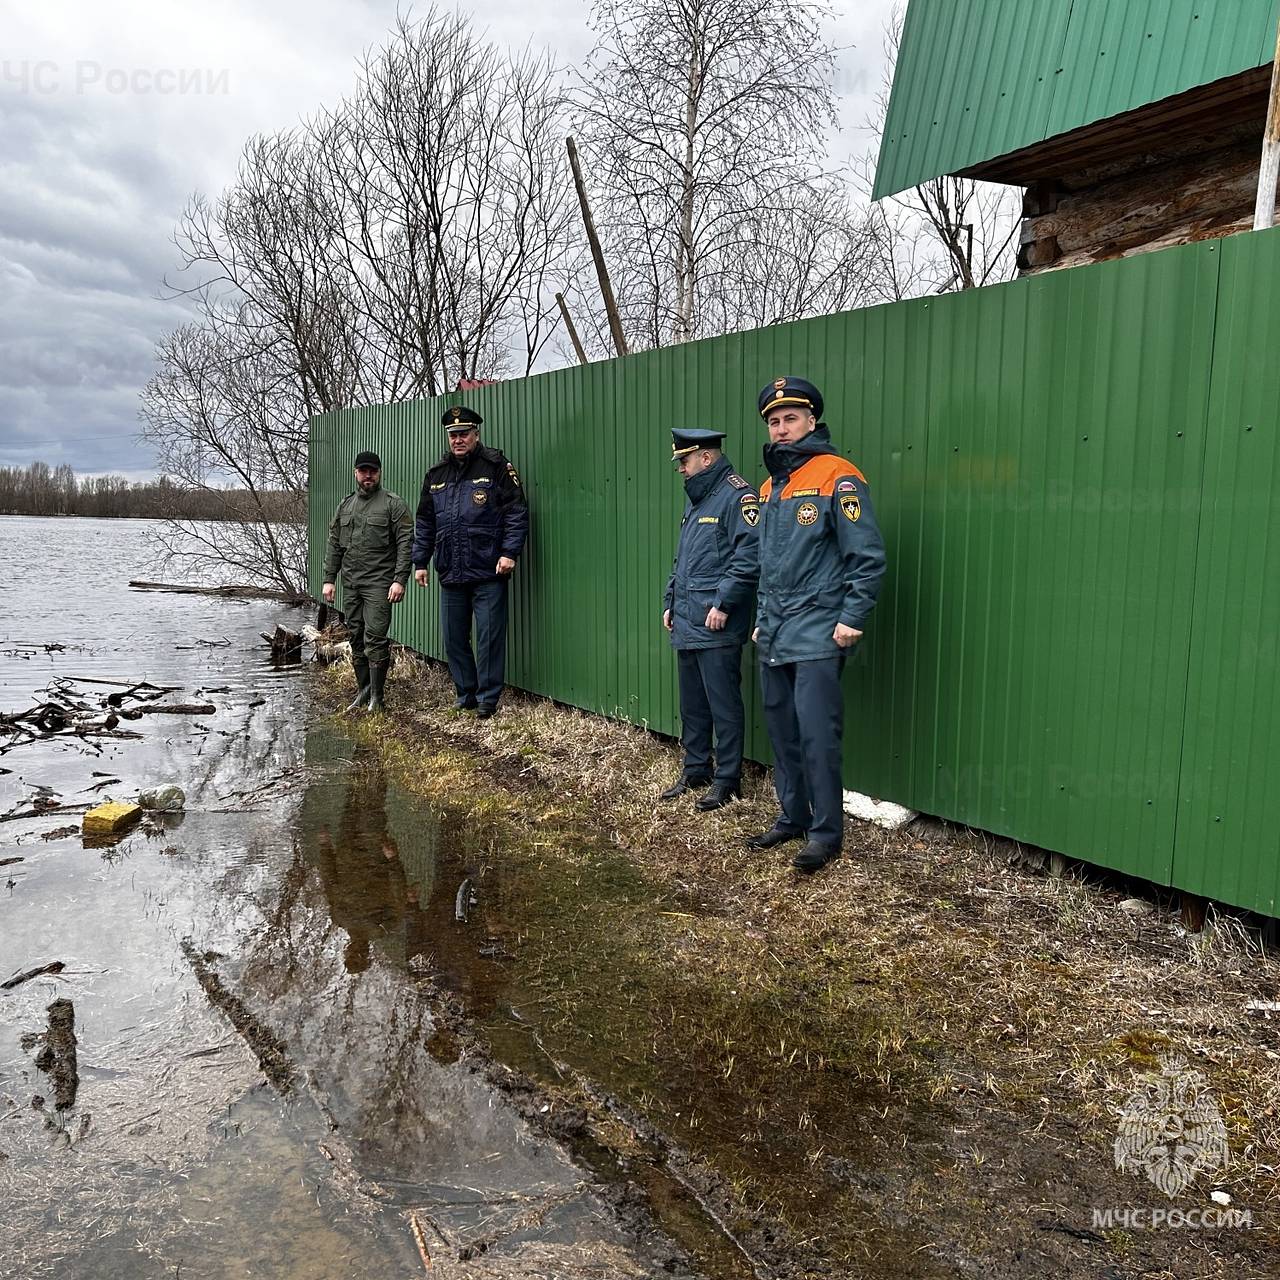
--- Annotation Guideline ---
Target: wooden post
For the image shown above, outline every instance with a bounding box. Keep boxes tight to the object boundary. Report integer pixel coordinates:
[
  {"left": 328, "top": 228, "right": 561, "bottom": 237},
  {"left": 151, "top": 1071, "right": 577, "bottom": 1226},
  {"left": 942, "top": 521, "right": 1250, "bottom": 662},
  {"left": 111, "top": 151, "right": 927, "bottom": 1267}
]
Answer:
[
  {"left": 566, "top": 137, "right": 629, "bottom": 358},
  {"left": 1254, "top": 19, "right": 1280, "bottom": 230},
  {"left": 555, "top": 292, "right": 589, "bottom": 365}
]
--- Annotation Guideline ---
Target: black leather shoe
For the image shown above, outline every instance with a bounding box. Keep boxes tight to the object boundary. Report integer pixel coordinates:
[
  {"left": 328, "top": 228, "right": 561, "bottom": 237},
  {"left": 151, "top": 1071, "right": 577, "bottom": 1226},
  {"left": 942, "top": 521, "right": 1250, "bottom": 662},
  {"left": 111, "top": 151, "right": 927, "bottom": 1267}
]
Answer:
[
  {"left": 792, "top": 841, "right": 841, "bottom": 874},
  {"left": 695, "top": 783, "right": 741, "bottom": 812},
  {"left": 476, "top": 704, "right": 497, "bottom": 720},
  {"left": 744, "top": 825, "right": 803, "bottom": 850},
  {"left": 660, "top": 774, "right": 711, "bottom": 801}
]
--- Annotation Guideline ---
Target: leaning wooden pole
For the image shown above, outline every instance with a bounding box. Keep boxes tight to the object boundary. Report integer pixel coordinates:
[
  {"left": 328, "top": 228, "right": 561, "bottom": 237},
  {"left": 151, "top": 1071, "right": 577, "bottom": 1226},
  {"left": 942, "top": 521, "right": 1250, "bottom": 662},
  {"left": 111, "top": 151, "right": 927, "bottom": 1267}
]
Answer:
[
  {"left": 1254, "top": 19, "right": 1280, "bottom": 230},
  {"left": 566, "top": 137, "right": 629, "bottom": 357},
  {"left": 555, "top": 292, "right": 590, "bottom": 365}
]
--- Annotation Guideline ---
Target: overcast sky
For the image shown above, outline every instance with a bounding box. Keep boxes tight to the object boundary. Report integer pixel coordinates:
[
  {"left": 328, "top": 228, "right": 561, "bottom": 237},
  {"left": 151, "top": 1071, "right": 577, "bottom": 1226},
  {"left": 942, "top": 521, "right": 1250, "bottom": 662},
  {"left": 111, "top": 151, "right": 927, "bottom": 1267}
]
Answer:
[{"left": 0, "top": 0, "right": 895, "bottom": 478}]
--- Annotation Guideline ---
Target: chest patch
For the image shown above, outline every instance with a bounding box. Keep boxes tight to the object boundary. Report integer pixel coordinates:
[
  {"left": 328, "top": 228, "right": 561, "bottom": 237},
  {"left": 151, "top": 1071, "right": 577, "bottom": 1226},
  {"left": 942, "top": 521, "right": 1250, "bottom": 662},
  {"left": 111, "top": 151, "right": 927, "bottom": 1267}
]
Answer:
[
  {"left": 796, "top": 501, "right": 820, "bottom": 526},
  {"left": 472, "top": 489, "right": 489, "bottom": 506},
  {"left": 697, "top": 516, "right": 719, "bottom": 524},
  {"left": 789, "top": 487, "right": 820, "bottom": 498}
]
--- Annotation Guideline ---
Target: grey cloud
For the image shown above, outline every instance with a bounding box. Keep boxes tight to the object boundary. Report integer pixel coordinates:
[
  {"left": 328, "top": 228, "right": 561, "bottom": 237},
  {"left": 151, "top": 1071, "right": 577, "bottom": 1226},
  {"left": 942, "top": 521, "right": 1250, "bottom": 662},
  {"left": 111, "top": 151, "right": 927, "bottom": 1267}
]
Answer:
[{"left": 0, "top": 0, "right": 897, "bottom": 478}]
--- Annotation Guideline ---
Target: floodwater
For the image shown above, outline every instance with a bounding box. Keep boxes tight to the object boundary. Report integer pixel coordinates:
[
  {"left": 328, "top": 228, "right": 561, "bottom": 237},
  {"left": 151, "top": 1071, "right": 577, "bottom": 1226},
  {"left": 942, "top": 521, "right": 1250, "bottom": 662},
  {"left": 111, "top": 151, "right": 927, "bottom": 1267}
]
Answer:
[{"left": 0, "top": 518, "right": 692, "bottom": 1279}]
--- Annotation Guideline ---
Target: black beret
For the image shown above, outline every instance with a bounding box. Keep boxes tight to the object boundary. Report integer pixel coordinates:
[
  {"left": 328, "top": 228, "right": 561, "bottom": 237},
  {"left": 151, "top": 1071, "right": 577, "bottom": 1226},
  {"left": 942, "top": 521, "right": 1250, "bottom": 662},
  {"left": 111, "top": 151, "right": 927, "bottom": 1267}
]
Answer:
[
  {"left": 353, "top": 451, "right": 381, "bottom": 469},
  {"left": 758, "top": 376, "right": 823, "bottom": 421},
  {"left": 442, "top": 405, "right": 483, "bottom": 430}
]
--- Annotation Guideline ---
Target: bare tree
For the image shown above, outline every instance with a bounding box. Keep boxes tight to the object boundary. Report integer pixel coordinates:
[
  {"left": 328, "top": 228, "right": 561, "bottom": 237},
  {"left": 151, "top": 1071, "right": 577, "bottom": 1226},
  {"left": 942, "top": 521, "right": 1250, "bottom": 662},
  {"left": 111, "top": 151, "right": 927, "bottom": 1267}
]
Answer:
[
  {"left": 142, "top": 9, "right": 577, "bottom": 592},
  {"left": 572, "top": 0, "right": 882, "bottom": 348},
  {"left": 860, "top": 7, "right": 1020, "bottom": 294}
]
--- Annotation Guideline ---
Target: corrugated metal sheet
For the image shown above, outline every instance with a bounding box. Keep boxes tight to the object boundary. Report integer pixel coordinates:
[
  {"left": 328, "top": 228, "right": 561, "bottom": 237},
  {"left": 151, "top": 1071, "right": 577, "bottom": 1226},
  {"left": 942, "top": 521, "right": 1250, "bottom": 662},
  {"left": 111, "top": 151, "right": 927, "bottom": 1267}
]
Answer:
[
  {"left": 874, "top": 0, "right": 1280, "bottom": 200},
  {"left": 1175, "top": 229, "right": 1280, "bottom": 915},
  {"left": 311, "top": 226, "right": 1280, "bottom": 914}
]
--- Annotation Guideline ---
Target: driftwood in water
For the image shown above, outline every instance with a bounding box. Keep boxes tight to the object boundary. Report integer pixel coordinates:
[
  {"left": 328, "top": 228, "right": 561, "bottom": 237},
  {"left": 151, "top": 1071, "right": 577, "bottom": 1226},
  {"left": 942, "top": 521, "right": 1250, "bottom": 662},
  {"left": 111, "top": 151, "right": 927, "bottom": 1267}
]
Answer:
[
  {"left": 261, "top": 625, "right": 303, "bottom": 662},
  {"left": 127, "top": 703, "right": 217, "bottom": 717},
  {"left": 2, "top": 961, "right": 66, "bottom": 991},
  {"left": 128, "top": 580, "right": 308, "bottom": 604},
  {"left": 129, "top": 579, "right": 304, "bottom": 603},
  {"left": 1, "top": 676, "right": 209, "bottom": 755}
]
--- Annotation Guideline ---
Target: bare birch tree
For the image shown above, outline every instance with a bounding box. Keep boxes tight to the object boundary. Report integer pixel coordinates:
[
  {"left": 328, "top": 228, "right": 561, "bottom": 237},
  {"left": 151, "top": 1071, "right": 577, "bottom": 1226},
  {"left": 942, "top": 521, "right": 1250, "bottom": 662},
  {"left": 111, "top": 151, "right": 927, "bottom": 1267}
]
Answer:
[{"left": 572, "top": 0, "right": 880, "bottom": 348}]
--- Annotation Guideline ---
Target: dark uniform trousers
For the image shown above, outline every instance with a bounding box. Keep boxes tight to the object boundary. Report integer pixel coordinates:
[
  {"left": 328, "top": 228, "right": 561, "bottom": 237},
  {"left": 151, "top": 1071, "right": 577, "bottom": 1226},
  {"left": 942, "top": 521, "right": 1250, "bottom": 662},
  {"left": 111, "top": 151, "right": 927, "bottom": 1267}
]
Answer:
[
  {"left": 759, "top": 655, "right": 846, "bottom": 849},
  {"left": 344, "top": 586, "right": 393, "bottom": 668},
  {"left": 676, "top": 645, "right": 746, "bottom": 785},
  {"left": 441, "top": 579, "right": 509, "bottom": 709}
]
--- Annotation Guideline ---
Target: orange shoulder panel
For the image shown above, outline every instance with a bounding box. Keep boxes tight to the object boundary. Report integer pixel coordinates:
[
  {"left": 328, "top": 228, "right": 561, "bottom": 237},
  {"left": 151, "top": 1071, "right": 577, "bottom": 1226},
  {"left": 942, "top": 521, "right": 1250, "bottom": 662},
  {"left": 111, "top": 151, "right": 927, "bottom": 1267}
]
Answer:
[
  {"left": 780, "top": 453, "right": 866, "bottom": 499},
  {"left": 760, "top": 477, "right": 773, "bottom": 500}
]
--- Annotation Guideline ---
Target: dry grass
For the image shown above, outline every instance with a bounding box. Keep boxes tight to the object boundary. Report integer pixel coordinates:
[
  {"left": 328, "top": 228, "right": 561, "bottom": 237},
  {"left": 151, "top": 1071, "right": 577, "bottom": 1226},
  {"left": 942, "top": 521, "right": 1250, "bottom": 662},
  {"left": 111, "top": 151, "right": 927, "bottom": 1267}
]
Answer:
[{"left": 323, "top": 654, "right": 1280, "bottom": 1275}]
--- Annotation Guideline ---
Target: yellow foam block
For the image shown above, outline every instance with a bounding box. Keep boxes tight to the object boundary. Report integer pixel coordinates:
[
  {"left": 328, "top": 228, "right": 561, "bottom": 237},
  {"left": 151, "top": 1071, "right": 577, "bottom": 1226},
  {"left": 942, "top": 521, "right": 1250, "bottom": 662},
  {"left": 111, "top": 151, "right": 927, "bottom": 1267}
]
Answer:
[{"left": 83, "top": 801, "right": 142, "bottom": 835}]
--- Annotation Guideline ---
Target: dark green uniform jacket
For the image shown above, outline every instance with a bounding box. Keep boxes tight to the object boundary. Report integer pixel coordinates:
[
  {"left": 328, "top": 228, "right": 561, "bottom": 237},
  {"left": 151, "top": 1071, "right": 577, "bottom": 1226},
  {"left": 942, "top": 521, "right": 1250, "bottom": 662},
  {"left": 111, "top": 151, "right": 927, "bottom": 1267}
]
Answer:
[
  {"left": 323, "top": 485, "right": 413, "bottom": 588},
  {"left": 755, "top": 427, "right": 886, "bottom": 666},
  {"left": 663, "top": 455, "right": 760, "bottom": 650}
]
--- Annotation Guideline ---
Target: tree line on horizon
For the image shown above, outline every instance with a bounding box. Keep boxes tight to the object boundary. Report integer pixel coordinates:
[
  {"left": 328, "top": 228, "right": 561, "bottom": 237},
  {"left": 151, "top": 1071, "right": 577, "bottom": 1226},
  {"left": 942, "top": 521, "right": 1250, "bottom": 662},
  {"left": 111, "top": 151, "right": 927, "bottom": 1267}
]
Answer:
[
  {"left": 140, "top": 1, "right": 1017, "bottom": 593},
  {"left": 0, "top": 460, "right": 298, "bottom": 523}
]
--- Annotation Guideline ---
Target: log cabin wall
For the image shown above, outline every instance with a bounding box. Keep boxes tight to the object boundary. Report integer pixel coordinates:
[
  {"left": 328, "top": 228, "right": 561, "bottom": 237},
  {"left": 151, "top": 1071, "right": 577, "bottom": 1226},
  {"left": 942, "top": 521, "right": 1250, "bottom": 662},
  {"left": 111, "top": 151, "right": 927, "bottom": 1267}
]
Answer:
[{"left": 1014, "top": 71, "right": 1275, "bottom": 274}]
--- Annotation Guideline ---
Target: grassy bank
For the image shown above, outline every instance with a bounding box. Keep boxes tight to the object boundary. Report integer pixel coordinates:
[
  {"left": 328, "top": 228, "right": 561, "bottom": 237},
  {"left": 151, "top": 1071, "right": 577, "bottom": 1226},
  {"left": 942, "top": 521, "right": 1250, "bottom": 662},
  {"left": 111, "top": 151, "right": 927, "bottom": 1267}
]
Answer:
[{"left": 325, "top": 656, "right": 1280, "bottom": 1278}]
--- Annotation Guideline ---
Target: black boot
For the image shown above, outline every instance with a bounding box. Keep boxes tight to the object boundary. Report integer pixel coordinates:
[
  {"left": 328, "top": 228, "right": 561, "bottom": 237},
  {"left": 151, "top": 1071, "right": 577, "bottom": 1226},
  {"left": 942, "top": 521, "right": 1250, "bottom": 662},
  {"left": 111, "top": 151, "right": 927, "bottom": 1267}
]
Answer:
[
  {"left": 695, "top": 782, "right": 741, "bottom": 812},
  {"left": 345, "top": 656, "right": 371, "bottom": 712},
  {"left": 367, "top": 661, "right": 389, "bottom": 713},
  {"left": 660, "top": 772, "right": 711, "bottom": 801}
]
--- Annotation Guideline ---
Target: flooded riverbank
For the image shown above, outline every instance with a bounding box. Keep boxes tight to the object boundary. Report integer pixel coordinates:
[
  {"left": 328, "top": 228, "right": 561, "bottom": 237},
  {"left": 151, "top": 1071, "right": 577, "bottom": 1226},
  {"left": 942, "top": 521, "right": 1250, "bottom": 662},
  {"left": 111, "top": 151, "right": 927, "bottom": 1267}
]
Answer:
[{"left": 0, "top": 519, "right": 692, "bottom": 1279}]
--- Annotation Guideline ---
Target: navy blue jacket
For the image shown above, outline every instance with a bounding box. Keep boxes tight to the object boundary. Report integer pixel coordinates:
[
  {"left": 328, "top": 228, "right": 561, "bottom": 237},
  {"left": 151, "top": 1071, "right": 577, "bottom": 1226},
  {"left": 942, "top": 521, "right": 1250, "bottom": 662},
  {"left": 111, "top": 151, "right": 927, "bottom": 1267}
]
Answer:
[
  {"left": 663, "top": 455, "right": 760, "bottom": 650},
  {"left": 412, "top": 445, "right": 529, "bottom": 586},
  {"left": 756, "top": 426, "right": 886, "bottom": 665}
]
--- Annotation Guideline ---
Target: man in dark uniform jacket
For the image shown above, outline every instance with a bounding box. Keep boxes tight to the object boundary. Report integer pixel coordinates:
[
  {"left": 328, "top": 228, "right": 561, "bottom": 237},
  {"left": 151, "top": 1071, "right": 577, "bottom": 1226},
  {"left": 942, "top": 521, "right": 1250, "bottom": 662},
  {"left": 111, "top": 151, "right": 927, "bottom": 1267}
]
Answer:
[
  {"left": 412, "top": 406, "right": 529, "bottom": 718},
  {"left": 748, "top": 377, "right": 886, "bottom": 873},
  {"left": 661, "top": 428, "right": 760, "bottom": 811}
]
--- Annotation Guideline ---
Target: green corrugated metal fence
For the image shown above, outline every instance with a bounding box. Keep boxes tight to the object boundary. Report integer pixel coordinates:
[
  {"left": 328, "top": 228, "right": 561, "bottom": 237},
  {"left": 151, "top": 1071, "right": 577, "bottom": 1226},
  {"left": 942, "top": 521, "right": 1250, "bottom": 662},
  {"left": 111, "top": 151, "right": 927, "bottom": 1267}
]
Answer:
[
  {"left": 310, "top": 228, "right": 1280, "bottom": 915},
  {"left": 873, "top": 0, "right": 1280, "bottom": 199}
]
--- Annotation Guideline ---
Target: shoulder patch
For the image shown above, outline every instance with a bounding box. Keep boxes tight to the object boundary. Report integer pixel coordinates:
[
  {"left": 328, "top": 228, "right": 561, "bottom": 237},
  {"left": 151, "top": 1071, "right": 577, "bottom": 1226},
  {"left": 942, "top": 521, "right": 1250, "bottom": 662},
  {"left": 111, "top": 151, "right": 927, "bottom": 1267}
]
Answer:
[
  {"left": 739, "top": 491, "right": 759, "bottom": 504},
  {"left": 506, "top": 462, "right": 522, "bottom": 487},
  {"left": 727, "top": 473, "right": 748, "bottom": 489},
  {"left": 836, "top": 478, "right": 858, "bottom": 493},
  {"left": 839, "top": 493, "right": 861, "bottom": 522},
  {"left": 741, "top": 504, "right": 760, "bottom": 527}
]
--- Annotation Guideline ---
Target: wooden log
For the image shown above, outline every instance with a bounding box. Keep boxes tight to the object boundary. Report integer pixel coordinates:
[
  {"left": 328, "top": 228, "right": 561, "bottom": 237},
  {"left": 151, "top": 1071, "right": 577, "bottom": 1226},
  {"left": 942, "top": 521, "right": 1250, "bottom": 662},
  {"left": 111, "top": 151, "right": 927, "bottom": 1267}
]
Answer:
[
  {"left": 2, "top": 961, "right": 65, "bottom": 991},
  {"left": 128, "top": 580, "right": 307, "bottom": 604},
  {"left": 132, "top": 703, "right": 217, "bottom": 716}
]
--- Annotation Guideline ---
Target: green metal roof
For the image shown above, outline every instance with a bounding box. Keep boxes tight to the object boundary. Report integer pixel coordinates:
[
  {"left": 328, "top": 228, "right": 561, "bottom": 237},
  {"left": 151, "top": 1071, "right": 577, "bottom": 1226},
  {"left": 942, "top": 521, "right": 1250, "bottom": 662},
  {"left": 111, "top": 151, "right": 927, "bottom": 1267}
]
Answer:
[{"left": 873, "top": 0, "right": 1280, "bottom": 200}]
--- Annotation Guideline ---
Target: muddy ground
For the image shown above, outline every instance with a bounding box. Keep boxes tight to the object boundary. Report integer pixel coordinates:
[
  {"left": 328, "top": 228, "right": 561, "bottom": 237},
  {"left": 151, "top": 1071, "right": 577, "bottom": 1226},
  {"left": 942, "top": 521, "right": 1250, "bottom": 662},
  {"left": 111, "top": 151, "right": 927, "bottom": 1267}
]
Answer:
[{"left": 325, "top": 654, "right": 1280, "bottom": 1280}]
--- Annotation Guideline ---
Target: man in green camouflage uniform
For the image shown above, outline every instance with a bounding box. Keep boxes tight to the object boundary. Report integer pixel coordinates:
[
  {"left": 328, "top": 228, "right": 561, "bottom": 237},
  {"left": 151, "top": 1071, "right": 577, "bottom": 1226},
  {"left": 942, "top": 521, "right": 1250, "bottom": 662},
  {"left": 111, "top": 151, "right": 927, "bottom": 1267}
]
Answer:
[{"left": 322, "top": 450, "right": 413, "bottom": 713}]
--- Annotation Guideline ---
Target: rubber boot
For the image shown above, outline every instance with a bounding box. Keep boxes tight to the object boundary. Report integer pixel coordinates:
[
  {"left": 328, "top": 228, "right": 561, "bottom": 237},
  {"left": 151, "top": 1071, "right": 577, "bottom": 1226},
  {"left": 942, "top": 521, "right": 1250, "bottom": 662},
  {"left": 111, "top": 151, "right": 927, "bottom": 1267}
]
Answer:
[
  {"left": 367, "top": 661, "right": 389, "bottom": 714},
  {"left": 345, "top": 656, "right": 371, "bottom": 712}
]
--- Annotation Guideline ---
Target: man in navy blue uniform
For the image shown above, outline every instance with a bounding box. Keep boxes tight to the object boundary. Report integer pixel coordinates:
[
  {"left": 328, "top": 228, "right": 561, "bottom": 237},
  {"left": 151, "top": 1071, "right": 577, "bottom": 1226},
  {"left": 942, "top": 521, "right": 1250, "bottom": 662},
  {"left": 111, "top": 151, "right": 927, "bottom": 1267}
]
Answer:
[
  {"left": 412, "top": 406, "right": 529, "bottom": 718},
  {"left": 748, "top": 377, "right": 886, "bottom": 873},
  {"left": 661, "top": 428, "right": 760, "bottom": 811}
]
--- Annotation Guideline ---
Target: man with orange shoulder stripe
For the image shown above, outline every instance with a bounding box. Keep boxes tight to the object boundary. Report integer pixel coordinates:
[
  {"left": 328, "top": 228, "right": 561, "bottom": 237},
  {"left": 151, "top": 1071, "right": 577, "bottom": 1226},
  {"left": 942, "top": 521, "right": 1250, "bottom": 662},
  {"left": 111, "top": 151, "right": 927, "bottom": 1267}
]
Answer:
[{"left": 746, "top": 376, "right": 886, "bottom": 874}]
